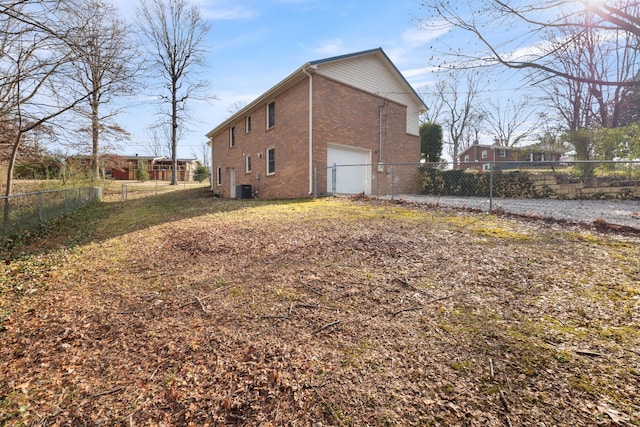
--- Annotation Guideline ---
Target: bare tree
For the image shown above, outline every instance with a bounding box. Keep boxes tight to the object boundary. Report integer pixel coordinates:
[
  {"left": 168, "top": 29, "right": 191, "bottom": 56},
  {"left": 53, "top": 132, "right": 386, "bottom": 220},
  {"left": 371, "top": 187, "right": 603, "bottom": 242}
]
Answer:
[
  {"left": 425, "top": 71, "right": 484, "bottom": 166},
  {"left": 420, "top": 0, "right": 640, "bottom": 87},
  {"left": 137, "top": 0, "right": 211, "bottom": 185},
  {"left": 484, "top": 98, "right": 539, "bottom": 147},
  {"left": 0, "top": 0, "right": 89, "bottom": 197},
  {"left": 226, "top": 100, "right": 248, "bottom": 117},
  {"left": 145, "top": 125, "right": 168, "bottom": 157},
  {"left": 538, "top": 8, "right": 639, "bottom": 158},
  {"left": 65, "top": 0, "right": 141, "bottom": 179},
  {"left": 194, "top": 140, "right": 210, "bottom": 166}
]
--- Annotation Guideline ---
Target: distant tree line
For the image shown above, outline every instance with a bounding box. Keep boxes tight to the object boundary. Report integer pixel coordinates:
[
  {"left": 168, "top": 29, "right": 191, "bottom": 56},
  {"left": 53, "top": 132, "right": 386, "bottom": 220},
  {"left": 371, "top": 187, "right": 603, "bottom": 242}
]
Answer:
[
  {"left": 0, "top": 0, "right": 211, "bottom": 196},
  {"left": 417, "top": 0, "right": 640, "bottom": 164}
]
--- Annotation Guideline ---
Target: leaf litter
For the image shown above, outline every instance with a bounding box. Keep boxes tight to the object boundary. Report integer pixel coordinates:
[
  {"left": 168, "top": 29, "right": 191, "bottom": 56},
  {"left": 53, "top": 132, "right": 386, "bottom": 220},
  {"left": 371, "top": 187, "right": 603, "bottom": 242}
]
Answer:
[{"left": 1, "top": 196, "right": 639, "bottom": 426}]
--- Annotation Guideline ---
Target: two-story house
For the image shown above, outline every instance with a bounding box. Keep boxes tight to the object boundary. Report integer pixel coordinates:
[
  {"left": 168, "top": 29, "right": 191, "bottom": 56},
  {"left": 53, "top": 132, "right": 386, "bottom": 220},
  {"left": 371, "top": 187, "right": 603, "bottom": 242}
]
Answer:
[
  {"left": 458, "top": 141, "right": 564, "bottom": 171},
  {"left": 205, "top": 48, "right": 427, "bottom": 199},
  {"left": 67, "top": 154, "right": 199, "bottom": 181}
]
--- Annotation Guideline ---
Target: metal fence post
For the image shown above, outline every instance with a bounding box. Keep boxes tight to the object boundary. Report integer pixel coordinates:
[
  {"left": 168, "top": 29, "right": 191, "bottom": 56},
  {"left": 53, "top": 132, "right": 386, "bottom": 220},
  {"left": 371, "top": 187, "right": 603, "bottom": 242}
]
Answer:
[
  {"left": 38, "top": 192, "right": 45, "bottom": 222},
  {"left": 332, "top": 164, "right": 337, "bottom": 196},
  {"left": 489, "top": 162, "right": 494, "bottom": 212},
  {"left": 391, "top": 164, "right": 395, "bottom": 200},
  {"left": 313, "top": 166, "right": 318, "bottom": 198}
]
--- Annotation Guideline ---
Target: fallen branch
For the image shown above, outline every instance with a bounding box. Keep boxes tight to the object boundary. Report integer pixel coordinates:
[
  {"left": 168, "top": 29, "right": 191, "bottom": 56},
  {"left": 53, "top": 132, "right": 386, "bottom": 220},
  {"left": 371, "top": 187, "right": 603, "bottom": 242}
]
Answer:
[
  {"left": 297, "top": 275, "right": 323, "bottom": 296},
  {"left": 195, "top": 296, "right": 207, "bottom": 313},
  {"left": 499, "top": 388, "right": 510, "bottom": 413},
  {"left": 92, "top": 387, "right": 124, "bottom": 398},
  {"left": 310, "top": 385, "right": 347, "bottom": 427},
  {"left": 312, "top": 320, "right": 342, "bottom": 334},
  {"left": 395, "top": 275, "right": 429, "bottom": 295},
  {"left": 295, "top": 303, "right": 319, "bottom": 309},
  {"left": 575, "top": 349, "right": 601, "bottom": 357},
  {"left": 624, "top": 347, "right": 640, "bottom": 356}
]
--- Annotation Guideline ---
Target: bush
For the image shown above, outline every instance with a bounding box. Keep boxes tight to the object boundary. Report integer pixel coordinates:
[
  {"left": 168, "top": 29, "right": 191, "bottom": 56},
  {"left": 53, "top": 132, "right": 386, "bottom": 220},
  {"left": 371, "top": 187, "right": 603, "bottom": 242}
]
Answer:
[{"left": 194, "top": 165, "right": 209, "bottom": 183}]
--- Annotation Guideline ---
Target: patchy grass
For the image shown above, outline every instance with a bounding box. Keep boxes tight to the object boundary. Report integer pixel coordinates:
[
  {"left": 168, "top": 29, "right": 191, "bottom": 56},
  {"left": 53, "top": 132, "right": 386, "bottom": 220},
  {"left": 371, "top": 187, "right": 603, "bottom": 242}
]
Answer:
[{"left": 1, "top": 190, "right": 639, "bottom": 426}]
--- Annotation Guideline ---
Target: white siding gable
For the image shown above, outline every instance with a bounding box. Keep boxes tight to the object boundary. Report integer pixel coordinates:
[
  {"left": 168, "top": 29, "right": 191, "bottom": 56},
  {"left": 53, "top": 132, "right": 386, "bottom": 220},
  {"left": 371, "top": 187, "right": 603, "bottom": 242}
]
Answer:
[{"left": 314, "top": 54, "right": 422, "bottom": 136}]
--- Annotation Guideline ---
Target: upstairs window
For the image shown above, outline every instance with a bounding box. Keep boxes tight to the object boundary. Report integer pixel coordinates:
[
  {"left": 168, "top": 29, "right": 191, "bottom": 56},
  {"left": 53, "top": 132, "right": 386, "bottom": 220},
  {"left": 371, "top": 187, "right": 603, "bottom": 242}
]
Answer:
[
  {"left": 229, "top": 126, "right": 236, "bottom": 147},
  {"left": 266, "top": 147, "right": 275, "bottom": 175},
  {"left": 499, "top": 149, "right": 507, "bottom": 157},
  {"left": 481, "top": 150, "right": 488, "bottom": 159},
  {"left": 464, "top": 154, "right": 470, "bottom": 162},
  {"left": 267, "top": 101, "right": 275, "bottom": 129},
  {"left": 245, "top": 116, "right": 252, "bottom": 133}
]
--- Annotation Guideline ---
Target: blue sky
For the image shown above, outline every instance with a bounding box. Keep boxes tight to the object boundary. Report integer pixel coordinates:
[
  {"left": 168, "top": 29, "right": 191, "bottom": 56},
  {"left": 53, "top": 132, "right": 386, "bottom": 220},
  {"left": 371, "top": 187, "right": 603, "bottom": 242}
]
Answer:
[{"left": 109, "top": 0, "right": 446, "bottom": 160}]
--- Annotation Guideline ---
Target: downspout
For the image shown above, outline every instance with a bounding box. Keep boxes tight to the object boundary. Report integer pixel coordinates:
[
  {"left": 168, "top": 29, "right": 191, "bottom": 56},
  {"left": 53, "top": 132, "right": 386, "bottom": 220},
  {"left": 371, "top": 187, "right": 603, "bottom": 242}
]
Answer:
[
  {"left": 303, "top": 65, "right": 313, "bottom": 195},
  {"left": 377, "top": 101, "right": 387, "bottom": 173}
]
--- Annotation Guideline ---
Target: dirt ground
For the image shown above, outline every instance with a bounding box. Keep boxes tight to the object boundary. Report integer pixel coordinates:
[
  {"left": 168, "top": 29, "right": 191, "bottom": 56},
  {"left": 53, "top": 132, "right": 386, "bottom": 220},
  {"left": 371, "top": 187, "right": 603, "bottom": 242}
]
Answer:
[{"left": 1, "top": 195, "right": 639, "bottom": 426}]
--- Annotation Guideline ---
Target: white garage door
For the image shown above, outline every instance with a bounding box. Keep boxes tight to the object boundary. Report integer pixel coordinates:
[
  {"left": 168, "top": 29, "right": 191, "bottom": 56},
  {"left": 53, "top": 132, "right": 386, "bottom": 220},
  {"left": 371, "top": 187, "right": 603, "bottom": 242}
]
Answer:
[{"left": 327, "top": 145, "right": 371, "bottom": 195}]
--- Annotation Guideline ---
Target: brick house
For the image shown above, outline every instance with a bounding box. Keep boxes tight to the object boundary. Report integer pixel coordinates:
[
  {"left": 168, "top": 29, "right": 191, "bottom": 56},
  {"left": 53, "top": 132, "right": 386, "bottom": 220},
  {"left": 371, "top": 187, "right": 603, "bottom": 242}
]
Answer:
[
  {"left": 458, "top": 142, "right": 564, "bottom": 171},
  {"left": 110, "top": 156, "right": 199, "bottom": 181},
  {"left": 67, "top": 154, "right": 199, "bottom": 181},
  {"left": 205, "top": 48, "right": 427, "bottom": 199}
]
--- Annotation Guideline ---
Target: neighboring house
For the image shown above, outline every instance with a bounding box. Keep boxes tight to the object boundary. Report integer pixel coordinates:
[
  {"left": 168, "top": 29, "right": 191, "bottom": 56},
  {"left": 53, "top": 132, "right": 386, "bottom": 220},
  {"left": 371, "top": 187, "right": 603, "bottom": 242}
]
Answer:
[
  {"left": 205, "top": 48, "right": 428, "bottom": 199},
  {"left": 458, "top": 142, "right": 564, "bottom": 171},
  {"left": 68, "top": 155, "right": 200, "bottom": 181},
  {"left": 111, "top": 156, "right": 199, "bottom": 181}
]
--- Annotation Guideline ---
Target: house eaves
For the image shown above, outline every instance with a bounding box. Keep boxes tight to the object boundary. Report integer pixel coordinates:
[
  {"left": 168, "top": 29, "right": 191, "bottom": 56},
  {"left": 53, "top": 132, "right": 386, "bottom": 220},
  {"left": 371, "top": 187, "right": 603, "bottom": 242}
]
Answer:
[
  {"left": 205, "top": 66, "right": 311, "bottom": 139},
  {"left": 310, "top": 47, "right": 428, "bottom": 113},
  {"left": 205, "top": 47, "right": 427, "bottom": 139}
]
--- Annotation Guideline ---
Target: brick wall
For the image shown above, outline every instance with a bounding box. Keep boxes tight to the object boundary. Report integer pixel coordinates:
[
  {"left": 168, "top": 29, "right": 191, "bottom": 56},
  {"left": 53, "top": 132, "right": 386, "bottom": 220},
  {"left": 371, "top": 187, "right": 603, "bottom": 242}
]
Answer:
[{"left": 210, "top": 74, "right": 420, "bottom": 199}]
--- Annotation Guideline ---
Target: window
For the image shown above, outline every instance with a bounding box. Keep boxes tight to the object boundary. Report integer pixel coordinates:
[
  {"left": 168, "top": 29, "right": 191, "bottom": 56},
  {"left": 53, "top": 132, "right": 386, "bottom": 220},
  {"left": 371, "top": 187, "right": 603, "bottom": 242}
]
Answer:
[
  {"left": 481, "top": 150, "right": 488, "bottom": 159},
  {"left": 229, "top": 126, "right": 236, "bottom": 147},
  {"left": 266, "top": 147, "right": 275, "bottom": 175},
  {"left": 267, "top": 101, "right": 275, "bottom": 129},
  {"left": 499, "top": 149, "right": 507, "bottom": 157},
  {"left": 246, "top": 155, "right": 252, "bottom": 173},
  {"left": 216, "top": 167, "right": 222, "bottom": 186},
  {"left": 245, "top": 116, "right": 252, "bottom": 133},
  {"left": 483, "top": 163, "right": 491, "bottom": 171},
  {"left": 464, "top": 155, "right": 470, "bottom": 162}
]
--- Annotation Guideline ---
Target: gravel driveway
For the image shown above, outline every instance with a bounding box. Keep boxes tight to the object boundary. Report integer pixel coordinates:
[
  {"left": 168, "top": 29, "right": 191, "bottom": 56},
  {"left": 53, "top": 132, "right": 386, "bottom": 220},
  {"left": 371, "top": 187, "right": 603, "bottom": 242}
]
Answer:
[{"left": 394, "top": 195, "right": 640, "bottom": 230}]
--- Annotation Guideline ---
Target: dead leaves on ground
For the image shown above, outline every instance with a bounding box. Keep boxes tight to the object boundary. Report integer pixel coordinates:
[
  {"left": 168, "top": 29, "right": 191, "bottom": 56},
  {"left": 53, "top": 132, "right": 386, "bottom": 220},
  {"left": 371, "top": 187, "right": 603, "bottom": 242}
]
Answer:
[{"left": 1, "top": 198, "right": 639, "bottom": 426}]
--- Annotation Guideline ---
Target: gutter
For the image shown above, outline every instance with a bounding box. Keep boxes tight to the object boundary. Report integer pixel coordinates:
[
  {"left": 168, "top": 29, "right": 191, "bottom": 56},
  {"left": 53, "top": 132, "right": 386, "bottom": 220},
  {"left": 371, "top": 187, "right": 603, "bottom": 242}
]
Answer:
[{"left": 302, "top": 65, "right": 314, "bottom": 195}]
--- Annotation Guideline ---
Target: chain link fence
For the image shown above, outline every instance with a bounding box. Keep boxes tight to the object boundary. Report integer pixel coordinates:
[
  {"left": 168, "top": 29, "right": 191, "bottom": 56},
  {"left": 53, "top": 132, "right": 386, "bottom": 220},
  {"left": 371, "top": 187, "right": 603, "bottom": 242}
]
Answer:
[
  {"left": 324, "top": 160, "right": 640, "bottom": 202},
  {"left": 1, "top": 187, "right": 102, "bottom": 243}
]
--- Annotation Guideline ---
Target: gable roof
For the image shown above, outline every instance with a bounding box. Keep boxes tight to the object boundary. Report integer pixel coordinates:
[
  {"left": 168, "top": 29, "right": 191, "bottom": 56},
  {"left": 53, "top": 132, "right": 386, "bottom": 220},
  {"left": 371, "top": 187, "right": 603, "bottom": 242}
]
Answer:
[{"left": 205, "top": 48, "right": 427, "bottom": 138}]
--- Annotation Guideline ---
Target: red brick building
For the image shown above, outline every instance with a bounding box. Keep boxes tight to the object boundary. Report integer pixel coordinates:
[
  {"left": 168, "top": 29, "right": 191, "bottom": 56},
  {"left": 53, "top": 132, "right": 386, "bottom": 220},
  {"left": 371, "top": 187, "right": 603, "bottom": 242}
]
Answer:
[
  {"left": 458, "top": 142, "right": 564, "bottom": 171},
  {"left": 67, "top": 155, "right": 199, "bottom": 181},
  {"left": 205, "top": 48, "right": 427, "bottom": 199}
]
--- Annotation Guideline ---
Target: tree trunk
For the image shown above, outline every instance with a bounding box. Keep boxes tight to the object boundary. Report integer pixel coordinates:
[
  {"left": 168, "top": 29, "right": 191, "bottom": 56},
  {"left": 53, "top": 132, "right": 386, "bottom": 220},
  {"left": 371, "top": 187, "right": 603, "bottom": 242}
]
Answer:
[
  {"left": 91, "top": 94, "right": 100, "bottom": 180},
  {"left": 170, "top": 78, "right": 178, "bottom": 185}
]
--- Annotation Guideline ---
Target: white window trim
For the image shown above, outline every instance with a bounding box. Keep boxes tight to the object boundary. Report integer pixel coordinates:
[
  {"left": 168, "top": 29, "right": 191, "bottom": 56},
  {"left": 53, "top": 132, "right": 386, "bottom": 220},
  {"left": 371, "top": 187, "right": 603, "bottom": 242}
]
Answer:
[
  {"left": 481, "top": 150, "right": 488, "bottom": 159},
  {"left": 464, "top": 154, "right": 470, "bottom": 162},
  {"left": 482, "top": 163, "right": 491, "bottom": 171},
  {"left": 245, "top": 155, "right": 252, "bottom": 173},
  {"left": 229, "top": 126, "right": 236, "bottom": 147},
  {"left": 245, "top": 116, "right": 251, "bottom": 133},
  {"left": 266, "top": 146, "right": 275, "bottom": 175},
  {"left": 266, "top": 101, "right": 275, "bottom": 130}
]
